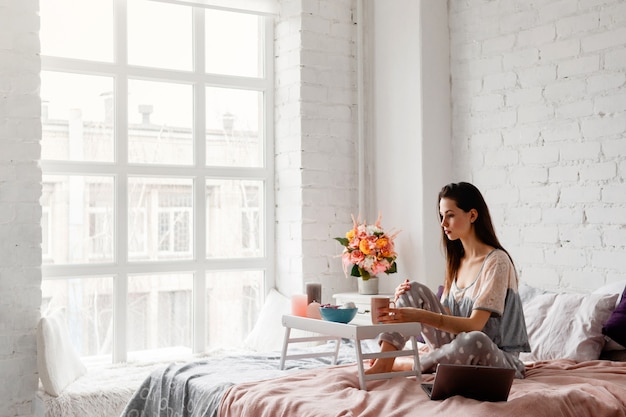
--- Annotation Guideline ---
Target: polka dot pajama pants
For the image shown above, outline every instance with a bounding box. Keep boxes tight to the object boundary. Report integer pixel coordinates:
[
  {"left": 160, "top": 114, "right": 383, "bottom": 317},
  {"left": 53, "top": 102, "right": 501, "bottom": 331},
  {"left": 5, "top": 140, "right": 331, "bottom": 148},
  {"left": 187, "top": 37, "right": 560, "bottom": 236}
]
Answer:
[{"left": 378, "top": 282, "right": 526, "bottom": 378}]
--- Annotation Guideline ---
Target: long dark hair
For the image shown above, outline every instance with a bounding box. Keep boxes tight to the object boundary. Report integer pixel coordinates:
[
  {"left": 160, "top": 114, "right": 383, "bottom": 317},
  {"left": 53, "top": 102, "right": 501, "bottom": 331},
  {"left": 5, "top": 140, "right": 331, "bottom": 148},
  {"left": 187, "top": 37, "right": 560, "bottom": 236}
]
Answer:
[{"left": 438, "top": 182, "right": 513, "bottom": 293}]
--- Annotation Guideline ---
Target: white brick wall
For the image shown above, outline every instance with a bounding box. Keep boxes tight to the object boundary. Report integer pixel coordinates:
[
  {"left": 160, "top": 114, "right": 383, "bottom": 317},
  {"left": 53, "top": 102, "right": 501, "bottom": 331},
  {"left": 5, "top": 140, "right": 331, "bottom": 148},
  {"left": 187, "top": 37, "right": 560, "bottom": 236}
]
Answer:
[
  {"left": 449, "top": 0, "right": 626, "bottom": 292},
  {"left": 275, "top": 0, "right": 358, "bottom": 300},
  {"left": 0, "top": 0, "right": 41, "bottom": 416}
]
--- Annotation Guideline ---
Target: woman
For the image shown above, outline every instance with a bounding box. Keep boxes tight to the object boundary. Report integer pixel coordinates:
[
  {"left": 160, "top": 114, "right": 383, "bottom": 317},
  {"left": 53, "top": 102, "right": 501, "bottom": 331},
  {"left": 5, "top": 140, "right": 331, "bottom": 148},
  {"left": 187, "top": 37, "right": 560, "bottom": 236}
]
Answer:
[{"left": 366, "top": 182, "right": 530, "bottom": 378}]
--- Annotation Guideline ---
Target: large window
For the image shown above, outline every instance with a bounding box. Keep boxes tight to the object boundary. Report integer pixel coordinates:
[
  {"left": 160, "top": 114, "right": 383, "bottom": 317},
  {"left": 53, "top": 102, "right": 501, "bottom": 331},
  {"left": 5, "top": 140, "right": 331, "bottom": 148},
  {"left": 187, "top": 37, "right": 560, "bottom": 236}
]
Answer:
[{"left": 40, "top": 0, "right": 274, "bottom": 364}]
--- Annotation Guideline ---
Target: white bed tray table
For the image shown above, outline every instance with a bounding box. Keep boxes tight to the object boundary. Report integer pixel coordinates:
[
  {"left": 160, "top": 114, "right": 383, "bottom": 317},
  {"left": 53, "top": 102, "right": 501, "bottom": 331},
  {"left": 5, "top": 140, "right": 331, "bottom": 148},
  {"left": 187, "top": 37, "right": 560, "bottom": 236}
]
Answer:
[{"left": 280, "top": 315, "right": 422, "bottom": 390}]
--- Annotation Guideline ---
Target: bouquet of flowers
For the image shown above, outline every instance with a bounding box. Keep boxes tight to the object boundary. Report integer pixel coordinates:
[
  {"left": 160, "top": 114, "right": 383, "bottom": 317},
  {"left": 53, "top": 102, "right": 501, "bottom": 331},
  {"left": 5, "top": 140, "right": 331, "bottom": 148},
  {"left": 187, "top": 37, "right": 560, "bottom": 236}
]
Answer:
[{"left": 334, "top": 214, "right": 399, "bottom": 280}]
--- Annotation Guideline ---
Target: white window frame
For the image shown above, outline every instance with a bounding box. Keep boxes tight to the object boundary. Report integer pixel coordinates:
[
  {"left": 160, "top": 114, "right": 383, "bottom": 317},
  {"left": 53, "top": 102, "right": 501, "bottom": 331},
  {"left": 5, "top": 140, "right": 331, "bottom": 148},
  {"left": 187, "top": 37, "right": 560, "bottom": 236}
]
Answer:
[
  {"left": 40, "top": 0, "right": 275, "bottom": 362},
  {"left": 41, "top": 206, "right": 52, "bottom": 260},
  {"left": 88, "top": 206, "right": 114, "bottom": 260}
]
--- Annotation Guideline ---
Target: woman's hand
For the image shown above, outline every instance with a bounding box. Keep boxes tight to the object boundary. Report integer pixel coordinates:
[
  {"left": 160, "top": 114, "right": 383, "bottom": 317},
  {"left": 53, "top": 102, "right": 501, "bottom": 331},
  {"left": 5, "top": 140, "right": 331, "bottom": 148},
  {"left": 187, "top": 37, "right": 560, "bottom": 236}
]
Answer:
[
  {"left": 377, "top": 307, "right": 492, "bottom": 334},
  {"left": 377, "top": 306, "right": 422, "bottom": 324},
  {"left": 394, "top": 279, "right": 411, "bottom": 302}
]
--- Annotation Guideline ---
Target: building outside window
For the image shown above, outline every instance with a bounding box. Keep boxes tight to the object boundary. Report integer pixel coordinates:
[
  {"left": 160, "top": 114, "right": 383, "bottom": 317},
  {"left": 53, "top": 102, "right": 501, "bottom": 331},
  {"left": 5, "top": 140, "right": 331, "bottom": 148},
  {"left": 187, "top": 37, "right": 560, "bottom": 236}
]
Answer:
[{"left": 39, "top": 0, "right": 275, "bottom": 364}]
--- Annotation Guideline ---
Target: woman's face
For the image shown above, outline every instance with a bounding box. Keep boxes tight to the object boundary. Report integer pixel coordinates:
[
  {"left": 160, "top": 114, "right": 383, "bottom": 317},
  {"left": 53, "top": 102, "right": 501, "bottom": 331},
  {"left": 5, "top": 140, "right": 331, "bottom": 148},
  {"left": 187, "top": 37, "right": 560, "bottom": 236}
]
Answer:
[{"left": 439, "top": 197, "right": 474, "bottom": 241}]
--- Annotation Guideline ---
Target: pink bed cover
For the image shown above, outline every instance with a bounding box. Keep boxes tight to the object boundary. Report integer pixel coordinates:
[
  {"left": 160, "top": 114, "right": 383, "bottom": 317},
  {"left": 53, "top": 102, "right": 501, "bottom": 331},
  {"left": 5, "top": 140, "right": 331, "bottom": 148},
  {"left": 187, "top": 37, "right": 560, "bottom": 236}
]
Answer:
[{"left": 219, "top": 359, "right": 626, "bottom": 417}]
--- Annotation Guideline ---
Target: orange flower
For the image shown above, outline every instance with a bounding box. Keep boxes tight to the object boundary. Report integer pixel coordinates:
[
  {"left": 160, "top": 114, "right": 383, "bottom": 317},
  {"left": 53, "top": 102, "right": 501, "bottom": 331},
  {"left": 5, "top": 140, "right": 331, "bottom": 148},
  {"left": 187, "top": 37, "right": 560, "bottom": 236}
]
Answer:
[
  {"left": 359, "top": 239, "right": 371, "bottom": 255},
  {"left": 375, "top": 237, "right": 388, "bottom": 248},
  {"left": 334, "top": 213, "right": 399, "bottom": 279}
]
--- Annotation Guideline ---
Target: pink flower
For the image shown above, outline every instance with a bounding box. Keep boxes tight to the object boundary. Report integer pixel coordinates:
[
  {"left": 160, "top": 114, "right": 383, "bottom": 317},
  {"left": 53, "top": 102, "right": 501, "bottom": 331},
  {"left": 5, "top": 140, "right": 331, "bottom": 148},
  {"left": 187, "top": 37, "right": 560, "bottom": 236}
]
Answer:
[
  {"left": 334, "top": 213, "right": 399, "bottom": 279},
  {"left": 348, "top": 250, "right": 365, "bottom": 264}
]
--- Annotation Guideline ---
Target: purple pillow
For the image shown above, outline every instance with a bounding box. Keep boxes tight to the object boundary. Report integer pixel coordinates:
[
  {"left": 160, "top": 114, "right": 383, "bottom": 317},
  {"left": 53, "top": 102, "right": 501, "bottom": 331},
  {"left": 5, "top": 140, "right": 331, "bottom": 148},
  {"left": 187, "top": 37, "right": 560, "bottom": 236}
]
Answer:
[{"left": 602, "top": 285, "right": 626, "bottom": 348}]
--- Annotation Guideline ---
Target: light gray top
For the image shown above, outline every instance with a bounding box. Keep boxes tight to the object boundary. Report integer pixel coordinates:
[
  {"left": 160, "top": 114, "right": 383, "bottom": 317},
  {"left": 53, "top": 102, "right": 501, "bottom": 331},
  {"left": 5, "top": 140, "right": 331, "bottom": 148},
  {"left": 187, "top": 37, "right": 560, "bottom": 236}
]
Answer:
[{"left": 442, "top": 249, "right": 531, "bottom": 353}]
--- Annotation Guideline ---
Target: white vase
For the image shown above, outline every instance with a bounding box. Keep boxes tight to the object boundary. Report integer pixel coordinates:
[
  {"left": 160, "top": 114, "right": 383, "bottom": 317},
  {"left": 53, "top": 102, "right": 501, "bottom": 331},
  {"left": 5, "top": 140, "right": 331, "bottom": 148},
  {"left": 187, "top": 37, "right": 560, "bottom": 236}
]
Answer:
[{"left": 357, "top": 276, "right": 379, "bottom": 295}]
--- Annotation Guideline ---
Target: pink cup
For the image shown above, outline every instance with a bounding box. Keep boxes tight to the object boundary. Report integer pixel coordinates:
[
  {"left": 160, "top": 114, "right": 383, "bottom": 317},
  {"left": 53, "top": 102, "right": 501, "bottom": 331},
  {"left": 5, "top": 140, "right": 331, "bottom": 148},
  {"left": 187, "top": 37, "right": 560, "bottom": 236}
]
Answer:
[{"left": 370, "top": 296, "right": 396, "bottom": 324}]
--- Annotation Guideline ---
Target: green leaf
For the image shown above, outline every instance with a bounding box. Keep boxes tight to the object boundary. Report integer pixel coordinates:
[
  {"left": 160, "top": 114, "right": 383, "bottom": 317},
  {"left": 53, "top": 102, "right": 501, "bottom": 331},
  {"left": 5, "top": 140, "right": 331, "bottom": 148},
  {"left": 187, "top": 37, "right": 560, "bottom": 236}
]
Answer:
[
  {"left": 386, "top": 261, "right": 397, "bottom": 274},
  {"left": 334, "top": 237, "right": 349, "bottom": 246},
  {"left": 350, "top": 264, "right": 360, "bottom": 277}
]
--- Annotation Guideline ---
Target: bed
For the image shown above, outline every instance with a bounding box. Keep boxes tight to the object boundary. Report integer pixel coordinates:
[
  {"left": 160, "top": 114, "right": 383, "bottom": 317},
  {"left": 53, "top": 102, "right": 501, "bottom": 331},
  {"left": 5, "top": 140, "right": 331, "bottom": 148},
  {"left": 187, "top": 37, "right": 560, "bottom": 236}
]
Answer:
[{"left": 120, "top": 281, "right": 626, "bottom": 417}]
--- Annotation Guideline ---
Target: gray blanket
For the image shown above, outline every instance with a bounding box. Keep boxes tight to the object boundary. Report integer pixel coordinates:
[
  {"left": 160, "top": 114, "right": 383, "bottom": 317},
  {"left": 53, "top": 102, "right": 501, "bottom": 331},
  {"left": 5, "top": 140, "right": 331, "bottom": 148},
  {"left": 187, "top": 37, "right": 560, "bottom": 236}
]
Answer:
[{"left": 120, "top": 342, "right": 372, "bottom": 417}]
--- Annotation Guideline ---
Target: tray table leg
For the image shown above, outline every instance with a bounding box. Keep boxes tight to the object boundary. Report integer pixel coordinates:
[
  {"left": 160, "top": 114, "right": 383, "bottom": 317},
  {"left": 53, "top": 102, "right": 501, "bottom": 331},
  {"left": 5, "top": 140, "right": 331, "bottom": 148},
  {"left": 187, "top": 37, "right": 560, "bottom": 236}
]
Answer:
[
  {"left": 279, "top": 326, "right": 291, "bottom": 370},
  {"left": 409, "top": 335, "right": 421, "bottom": 381},
  {"left": 354, "top": 339, "right": 367, "bottom": 390},
  {"left": 332, "top": 337, "right": 342, "bottom": 365}
]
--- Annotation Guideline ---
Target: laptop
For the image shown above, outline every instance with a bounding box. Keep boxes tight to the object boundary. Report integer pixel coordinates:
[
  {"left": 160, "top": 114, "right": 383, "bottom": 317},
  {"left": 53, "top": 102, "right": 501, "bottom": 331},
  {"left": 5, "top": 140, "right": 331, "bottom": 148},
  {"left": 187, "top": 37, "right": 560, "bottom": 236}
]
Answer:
[{"left": 421, "top": 363, "right": 515, "bottom": 402}]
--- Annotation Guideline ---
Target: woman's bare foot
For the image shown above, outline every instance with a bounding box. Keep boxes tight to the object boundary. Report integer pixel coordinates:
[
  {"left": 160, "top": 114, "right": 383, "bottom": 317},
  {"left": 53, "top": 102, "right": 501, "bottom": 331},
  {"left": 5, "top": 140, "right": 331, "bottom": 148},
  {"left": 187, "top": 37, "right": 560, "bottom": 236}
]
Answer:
[
  {"left": 364, "top": 341, "right": 401, "bottom": 374},
  {"left": 365, "top": 357, "right": 395, "bottom": 374},
  {"left": 365, "top": 356, "right": 415, "bottom": 374}
]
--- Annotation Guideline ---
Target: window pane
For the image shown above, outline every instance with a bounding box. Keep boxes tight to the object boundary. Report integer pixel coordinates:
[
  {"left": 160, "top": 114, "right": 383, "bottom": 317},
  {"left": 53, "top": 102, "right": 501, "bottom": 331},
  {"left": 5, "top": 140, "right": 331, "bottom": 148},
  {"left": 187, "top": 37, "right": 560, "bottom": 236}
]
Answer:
[
  {"left": 205, "top": 270, "right": 263, "bottom": 349},
  {"left": 40, "top": 0, "right": 113, "bottom": 62},
  {"left": 206, "top": 87, "right": 262, "bottom": 167},
  {"left": 41, "top": 277, "right": 114, "bottom": 361},
  {"left": 128, "top": 79, "right": 193, "bottom": 165},
  {"left": 41, "top": 71, "right": 114, "bottom": 162},
  {"left": 42, "top": 175, "right": 114, "bottom": 264},
  {"left": 206, "top": 179, "right": 263, "bottom": 258},
  {"left": 41, "top": 0, "right": 271, "bottom": 361},
  {"left": 129, "top": 177, "right": 194, "bottom": 261},
  {"left": 205, "top": 10, "right": 261, "bottom": 77},
  {"left": 128, "top": 0, "right": 192, "bottom": 71},
  {"left": 127, "top": 274, "right": 193, "bottom": 360}
]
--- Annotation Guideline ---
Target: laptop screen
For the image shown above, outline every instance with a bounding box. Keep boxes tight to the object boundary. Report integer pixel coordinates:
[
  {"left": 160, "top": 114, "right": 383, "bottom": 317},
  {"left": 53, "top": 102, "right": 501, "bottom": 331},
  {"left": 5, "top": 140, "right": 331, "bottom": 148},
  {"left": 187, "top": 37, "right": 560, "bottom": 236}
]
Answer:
[{"left": 422, "top": 364, "right": 515, "bottom": 402}]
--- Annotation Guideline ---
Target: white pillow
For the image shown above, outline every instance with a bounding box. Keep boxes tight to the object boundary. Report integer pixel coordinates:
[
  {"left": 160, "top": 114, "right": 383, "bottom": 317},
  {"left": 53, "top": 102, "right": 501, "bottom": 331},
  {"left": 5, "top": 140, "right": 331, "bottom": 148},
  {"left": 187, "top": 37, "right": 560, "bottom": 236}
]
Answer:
[
  {"left": 243, "top": 288, "right": 291, "bottom": 352},
  {"left": 592, "top": 280, "right": 626, "bottom": 305},
  {"left": 519, "top": 292, "right": 618, "bottom": 362},
  {"left": 518, "top": 282, "right": 547, "bottom": 305},
  {"left": 37, "top": 309, "right": 87, "bottom": 396}
]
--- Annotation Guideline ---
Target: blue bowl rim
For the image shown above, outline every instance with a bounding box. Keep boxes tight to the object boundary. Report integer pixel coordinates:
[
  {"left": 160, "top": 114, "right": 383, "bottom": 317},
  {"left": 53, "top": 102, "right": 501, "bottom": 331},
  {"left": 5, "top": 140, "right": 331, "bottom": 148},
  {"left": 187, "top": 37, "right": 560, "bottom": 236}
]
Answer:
[{"left": 318, "top": 307, "right": 358, "bottom": 322}]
